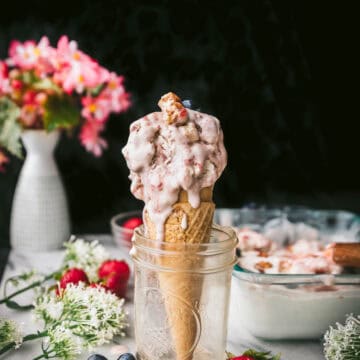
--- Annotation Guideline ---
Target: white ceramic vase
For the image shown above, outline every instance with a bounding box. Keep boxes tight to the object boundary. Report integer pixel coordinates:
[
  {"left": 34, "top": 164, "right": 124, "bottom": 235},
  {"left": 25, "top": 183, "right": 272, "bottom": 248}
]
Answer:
[{"left": 10, "top": 130, "right": 70, "bottom": 251}]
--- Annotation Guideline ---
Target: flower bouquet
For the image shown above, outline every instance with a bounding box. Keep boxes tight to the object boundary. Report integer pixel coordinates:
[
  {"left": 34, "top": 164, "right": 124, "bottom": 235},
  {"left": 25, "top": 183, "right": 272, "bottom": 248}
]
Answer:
[
  {"left": 1, "top": 35, "right": 131, "bottom": 250},
  {"left": 0, "top": 35, "right": 130, "bottom": 161}
]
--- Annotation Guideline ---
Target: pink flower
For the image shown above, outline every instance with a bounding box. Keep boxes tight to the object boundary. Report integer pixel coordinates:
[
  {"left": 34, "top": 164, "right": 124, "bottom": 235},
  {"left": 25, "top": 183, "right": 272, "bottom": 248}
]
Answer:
[
  {"left": 22, "top": 90, "right": 37, "bottom": 104},
  {"left": 0, "top": 60, "right": 11, "bottom": 94},
  {"left": 0, "top": 150, "right": 9, "bottom": 173},
  {"left": 102, "top": 73, "right": 131, "bottom": 113},
  {"left": 54, "top": 36, "right": 109, "bottom": 94},
  {"left": 21, "top": 90, "right": 47, "bottom": 106},
  {"left": 8, "top": 37, "right": 55, "bottom": 75},
  {"left": 81, "top": 95, "right": 111, "bottom": 123},
  {"left": 79, "top": 120, "right": 108, "bottom": 157},
  {"left": 0, "top": 61, "right": 8, "bottom": 81}
]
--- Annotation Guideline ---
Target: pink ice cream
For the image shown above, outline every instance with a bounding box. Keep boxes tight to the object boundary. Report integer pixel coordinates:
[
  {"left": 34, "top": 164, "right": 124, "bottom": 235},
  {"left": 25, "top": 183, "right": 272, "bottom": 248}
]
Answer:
[
  {"left": 237, "top": 229, "right": 343, "bottom": 274},
  {"left": 122, "top": 92, "right": 227, "bottom": 240}
]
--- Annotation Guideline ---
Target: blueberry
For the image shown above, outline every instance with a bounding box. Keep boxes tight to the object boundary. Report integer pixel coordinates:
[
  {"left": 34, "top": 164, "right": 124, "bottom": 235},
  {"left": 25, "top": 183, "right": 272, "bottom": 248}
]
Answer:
[
  {"left": 182, "top": 99, "right": 201, "bottom": 111},
  {"left": 117, "top": 353, "right": 136, "bottom": 360},
  {"left": 182, "top": 99, "right": 192, "bottom": 109},
  {"left": 87, "top": 354, "right": 107, "bottom": 360}
]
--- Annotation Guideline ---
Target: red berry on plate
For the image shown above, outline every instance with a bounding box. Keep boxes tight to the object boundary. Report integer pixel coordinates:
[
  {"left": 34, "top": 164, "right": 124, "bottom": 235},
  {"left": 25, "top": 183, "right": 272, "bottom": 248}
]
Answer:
[
  {"left": 122, "top": 217, "right": 143, "bottom": 231},
  {"left": 59, "top": 268, "right": 89, "bottom": 290},
  {"left": 98, "top": 260, "right": 130, "bottom": 282},
  {"left": 231, "top": 357, "right": 255, "bottom": 360}
]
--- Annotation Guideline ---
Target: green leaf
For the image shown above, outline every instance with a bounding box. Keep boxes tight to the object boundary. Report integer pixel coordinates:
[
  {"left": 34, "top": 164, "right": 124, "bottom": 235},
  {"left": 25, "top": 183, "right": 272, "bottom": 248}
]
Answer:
[
  {"left": 226, "top": 351, "right": 236, "bottom": 359},
  {"left": 5, "top": 299, "right": 34, "bottom": 311},
  {"left": 43, "top": 95, "right": 80, "bottom": 132},
  {"left": 20, "top": 70, "right": 37, "bottom": 84},
  {"left": 32, "top": 78, "right": 62, "bottom": 94},
  {"left": 0, "top": 97, "right": 22, "bottom": 158},
  {"left": 90, "top": 83, "right": 105, "bottom": 97},
  {"left": 53, "top": 270, "right": 63, "bottom": 281}
]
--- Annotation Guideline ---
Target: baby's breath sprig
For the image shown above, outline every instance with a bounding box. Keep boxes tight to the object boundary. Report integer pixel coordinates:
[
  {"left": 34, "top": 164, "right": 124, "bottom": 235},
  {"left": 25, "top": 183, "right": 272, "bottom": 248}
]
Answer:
[
  {"left": 34, "top": 283, "right": 128, "bottom": 345},
  {"left": 324, "top": 314, "right": 360, "bottom": 360},
  {"left": 0, "top": 283, "right": 128, "bottom": 359},
  {"left": 0, "top": 318, "right": 23, "bottom": 351},
  {"left": 0, "top": 237, "right": 109, "bottom": 309},
  {"left": 33, "top": 326, "right": 82, "bottom": 360},
  {"left": 62, "top": 237, "right": 109, "bottom": 282},
  {"left": 0, "top": 269, "right": 57, "bottom": 310},
  {"left": 32, "top": 283, "right": 128, "bottom": 359}
]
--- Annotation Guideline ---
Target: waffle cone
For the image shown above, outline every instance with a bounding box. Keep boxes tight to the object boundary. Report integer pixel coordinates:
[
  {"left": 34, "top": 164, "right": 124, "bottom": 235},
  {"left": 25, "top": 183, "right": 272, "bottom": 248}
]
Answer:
[{"left": 144, "top": 187, "right": 214, "bottom": 360}]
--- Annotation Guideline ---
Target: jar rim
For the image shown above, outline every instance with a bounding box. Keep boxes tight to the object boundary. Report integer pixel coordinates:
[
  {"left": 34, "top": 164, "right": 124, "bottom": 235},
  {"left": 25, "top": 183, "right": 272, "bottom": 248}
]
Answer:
[
  {"left": 132, "top": 224, "right": 238, "bottom": 274},
  {"left": 132, "top": 223, "right": 237, "bottom": 255}
]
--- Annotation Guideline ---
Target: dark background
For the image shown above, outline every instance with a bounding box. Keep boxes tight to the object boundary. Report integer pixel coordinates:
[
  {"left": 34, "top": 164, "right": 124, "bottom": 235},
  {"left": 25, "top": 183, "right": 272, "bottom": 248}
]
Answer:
[{"left": 0, "top": 0, "right": 359, "bottom": 248}]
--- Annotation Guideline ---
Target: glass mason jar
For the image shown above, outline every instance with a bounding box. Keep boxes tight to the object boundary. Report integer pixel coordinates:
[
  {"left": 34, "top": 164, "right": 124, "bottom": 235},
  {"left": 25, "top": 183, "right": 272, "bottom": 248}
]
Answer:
[{"left": 131, "top": 224, "right": 238, "bottom": 360}]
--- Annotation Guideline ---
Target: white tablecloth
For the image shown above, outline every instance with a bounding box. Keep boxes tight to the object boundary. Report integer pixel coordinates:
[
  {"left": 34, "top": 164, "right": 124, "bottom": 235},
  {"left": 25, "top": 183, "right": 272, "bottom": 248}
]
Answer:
[{"left": 0, "top": 235, "right": 324, "bottom": 360}]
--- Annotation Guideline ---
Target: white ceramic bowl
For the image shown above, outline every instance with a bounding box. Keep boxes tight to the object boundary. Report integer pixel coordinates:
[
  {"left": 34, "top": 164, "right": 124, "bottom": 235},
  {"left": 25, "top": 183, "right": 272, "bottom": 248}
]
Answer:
[{"left": 216, "top": 207, "right": 360, "bottom": 340}]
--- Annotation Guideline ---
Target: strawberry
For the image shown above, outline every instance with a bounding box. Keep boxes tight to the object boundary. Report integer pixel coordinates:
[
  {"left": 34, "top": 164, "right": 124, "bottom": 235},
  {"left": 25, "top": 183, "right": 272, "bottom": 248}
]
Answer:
[
  {"left": 89, "top": 283, "right": 104, "bottom": 289},
  {"left": 122, "top": 217, "right": 143, "bottom": 231},
  {"left": 98, "top": 260, "right": 130, "bottom": 298},
  {"left": 226, "top": 350, "right": 280, "bottom": 360},
  {"left": 103, "top": 273, "right": 128, "bottom": 298},
  {"left": 59, "top": 268, "right": 89, "bottom": 290},
  {"left": 98, "top": 260, "right": 130, "bottom": 282}
]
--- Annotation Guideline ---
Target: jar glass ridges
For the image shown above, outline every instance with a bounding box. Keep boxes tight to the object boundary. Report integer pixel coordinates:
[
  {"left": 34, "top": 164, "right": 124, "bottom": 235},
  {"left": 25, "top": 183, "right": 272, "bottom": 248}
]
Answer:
[{"left": 131, "top": 225, "right": 237, "bottom": 360}]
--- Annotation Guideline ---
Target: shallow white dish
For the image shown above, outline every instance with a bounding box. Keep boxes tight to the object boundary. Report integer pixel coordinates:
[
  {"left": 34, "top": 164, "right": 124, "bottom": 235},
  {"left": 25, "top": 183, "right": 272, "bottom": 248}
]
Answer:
[
  {"left": 218, "top": 207, "right": 360, "bottom": 340},
  {"left": 231, "top": 268, "right": 360, "bottom": 340}
]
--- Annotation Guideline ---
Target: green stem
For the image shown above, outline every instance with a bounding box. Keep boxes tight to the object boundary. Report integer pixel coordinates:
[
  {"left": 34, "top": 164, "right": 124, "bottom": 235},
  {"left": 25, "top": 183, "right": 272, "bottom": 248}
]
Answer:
[
  {"left": 32, "top": 354, "right": 46, "bottom": 360},
  {"left": 0, "top": 331, "right": 48, "bottom": 356},
  {"left": 0, "top": 272, "right": 59, "bottom": 305}
]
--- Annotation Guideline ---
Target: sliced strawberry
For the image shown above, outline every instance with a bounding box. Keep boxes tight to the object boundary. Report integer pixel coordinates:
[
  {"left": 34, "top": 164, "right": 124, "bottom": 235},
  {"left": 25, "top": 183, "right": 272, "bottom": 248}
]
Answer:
[
  {"left": 98, "top": 260, "right": 130, "bottom": 282},
  {"left": 59, "top": 268, "right": 89, "bottom": 290}
]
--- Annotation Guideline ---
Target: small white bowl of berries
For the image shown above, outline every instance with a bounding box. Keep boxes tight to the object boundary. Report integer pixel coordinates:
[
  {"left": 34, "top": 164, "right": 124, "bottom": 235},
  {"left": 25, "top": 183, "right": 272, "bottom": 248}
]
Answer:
[{"left": 111, "top": 211, "right": 143, "bottom": 250}]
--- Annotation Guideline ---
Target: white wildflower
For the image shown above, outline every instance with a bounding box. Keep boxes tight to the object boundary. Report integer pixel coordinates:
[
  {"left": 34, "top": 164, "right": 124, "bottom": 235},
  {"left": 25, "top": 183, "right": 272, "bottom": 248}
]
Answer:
[
  {"left": 61, "top": 283, "right": 128, "bottom": 347},
  {"left": 324, "top": 314, "right": 360, "bottom": 360},
  {"left": 33, "top": 293, "right": 64, "bottom": 326},
  {"left": 33, "top": 283, "right": 128, "bottom": 352},
  {"left": 63, "top": 237, "right": 109, "bottom": 282},
  {"left": 44, "top": 326, "right": 82, "bottom": 360},
  {"left": 0, "top": 318, "right": 23, "bottom": 349}
]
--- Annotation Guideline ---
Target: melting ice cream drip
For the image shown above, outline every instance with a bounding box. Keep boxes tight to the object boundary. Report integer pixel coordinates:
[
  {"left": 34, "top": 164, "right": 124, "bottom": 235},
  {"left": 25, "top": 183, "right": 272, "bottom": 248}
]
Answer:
[
  {"left": 181, "top": 212, "right": 188, "bottom": 230},
  {"left": 122, "top": 92, "right": 227, "bottom": 240}
]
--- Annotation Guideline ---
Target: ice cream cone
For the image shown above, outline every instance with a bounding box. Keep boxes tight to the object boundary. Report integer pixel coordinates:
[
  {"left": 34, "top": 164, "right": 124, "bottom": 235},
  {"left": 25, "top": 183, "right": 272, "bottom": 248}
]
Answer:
[
  {"left": 123, "top": 92, "right": 227, "bottom": 359},
  {"left": 144, "top": 187, "right": 214, "bottom": 360}
]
